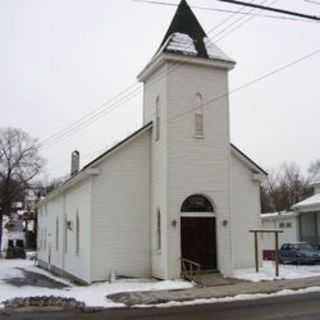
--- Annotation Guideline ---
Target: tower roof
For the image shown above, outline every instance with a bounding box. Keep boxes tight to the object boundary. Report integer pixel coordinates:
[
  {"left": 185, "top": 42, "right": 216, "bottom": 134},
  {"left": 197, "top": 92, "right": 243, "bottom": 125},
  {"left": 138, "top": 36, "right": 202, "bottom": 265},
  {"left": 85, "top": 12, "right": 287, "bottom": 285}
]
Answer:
[{"left": 155, "top": 0, "right": 234, "bottom": 64}]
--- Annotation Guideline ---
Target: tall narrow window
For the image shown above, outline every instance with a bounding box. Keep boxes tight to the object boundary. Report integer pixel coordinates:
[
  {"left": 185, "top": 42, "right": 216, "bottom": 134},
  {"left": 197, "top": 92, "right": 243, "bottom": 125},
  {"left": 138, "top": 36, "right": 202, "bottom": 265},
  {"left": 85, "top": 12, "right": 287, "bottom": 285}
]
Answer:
[
  {"left": 194, "top": 93, "right": 204, "bottom": 138},
  {"left": 56, "top": 217, "right": 59, "bottom": 251},
  {"left": 44, "top": 228, "right": 47, "bottom": 250},
  {"left": 64, "top": 215, "right": 68, "bottom": 253},
  {"left": 38, "top": 228, "right": 42, "bottom": 250},
  {"left": 155, "top": 97, "right": 160, "bottom": 141},
  {"left": 157, "top": 210, "right": 161, "bottom": 251},
  {"left": 76, "top": 211, "right": 80, "bottom": 256}
]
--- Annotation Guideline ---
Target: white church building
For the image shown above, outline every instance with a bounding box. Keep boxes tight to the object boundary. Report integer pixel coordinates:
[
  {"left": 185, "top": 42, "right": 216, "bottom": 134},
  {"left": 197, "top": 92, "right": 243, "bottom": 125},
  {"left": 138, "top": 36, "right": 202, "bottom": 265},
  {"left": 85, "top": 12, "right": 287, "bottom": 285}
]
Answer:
[{"left": 37, "top": 0, "right": 267, "bottom": 284}]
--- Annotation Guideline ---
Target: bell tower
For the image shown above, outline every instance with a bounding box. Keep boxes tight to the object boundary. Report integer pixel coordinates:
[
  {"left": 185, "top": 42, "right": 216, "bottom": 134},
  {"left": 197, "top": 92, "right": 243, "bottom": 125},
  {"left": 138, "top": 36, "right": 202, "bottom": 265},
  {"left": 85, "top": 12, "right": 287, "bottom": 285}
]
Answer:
[{"left": 138, "top": 0, "right": 236, "bottom": 279}]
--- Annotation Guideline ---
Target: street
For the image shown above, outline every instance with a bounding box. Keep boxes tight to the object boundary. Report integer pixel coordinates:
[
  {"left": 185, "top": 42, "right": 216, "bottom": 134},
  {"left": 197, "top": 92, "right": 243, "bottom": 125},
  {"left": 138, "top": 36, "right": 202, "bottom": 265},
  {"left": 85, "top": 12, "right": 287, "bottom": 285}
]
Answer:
[{"left": 2, "top": 292, "right": 320, "bottom": 320}]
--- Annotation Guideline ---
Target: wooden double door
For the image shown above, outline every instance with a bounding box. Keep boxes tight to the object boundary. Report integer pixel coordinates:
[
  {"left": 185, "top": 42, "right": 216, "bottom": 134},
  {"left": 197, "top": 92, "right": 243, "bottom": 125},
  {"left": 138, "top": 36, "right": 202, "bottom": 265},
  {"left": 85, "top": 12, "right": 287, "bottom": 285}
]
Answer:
[{"left": 181, "top": 217, "right": 217, "bottom": 270}]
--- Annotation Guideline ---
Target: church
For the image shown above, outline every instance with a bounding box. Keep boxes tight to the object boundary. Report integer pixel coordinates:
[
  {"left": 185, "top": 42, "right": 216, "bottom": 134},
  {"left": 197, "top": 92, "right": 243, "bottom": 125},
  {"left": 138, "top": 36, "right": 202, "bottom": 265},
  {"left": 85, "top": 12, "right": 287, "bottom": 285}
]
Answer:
[{"left": 37, "top": 0, "right": 266, "bottom": 284}]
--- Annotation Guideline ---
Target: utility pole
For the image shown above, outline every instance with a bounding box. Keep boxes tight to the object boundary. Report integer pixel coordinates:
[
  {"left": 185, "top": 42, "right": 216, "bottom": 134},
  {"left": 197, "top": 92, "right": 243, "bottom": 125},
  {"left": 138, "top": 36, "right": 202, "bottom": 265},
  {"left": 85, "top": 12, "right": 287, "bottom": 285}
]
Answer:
[{"left": 217, "top": 0, "right": 320, "bottom": 21}]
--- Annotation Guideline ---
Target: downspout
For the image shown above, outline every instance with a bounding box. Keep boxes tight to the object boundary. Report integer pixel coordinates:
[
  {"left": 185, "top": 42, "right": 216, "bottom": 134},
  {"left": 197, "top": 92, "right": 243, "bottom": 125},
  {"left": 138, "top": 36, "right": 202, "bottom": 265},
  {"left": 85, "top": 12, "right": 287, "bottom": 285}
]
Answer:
[
  {"left": 62, "top": 193, "right": 66, "bottom": 275},
  {"left": 89, "top": 176, "right": 94, "bottom": 284}
]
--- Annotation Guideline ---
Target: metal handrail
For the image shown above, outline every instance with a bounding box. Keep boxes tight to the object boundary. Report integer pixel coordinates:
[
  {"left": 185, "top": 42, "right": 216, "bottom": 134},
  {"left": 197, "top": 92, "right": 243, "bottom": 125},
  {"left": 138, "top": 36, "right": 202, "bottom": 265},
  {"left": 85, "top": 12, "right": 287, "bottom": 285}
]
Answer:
[{"left": 180, "top": 258, "right": 201, "bottom": 281}]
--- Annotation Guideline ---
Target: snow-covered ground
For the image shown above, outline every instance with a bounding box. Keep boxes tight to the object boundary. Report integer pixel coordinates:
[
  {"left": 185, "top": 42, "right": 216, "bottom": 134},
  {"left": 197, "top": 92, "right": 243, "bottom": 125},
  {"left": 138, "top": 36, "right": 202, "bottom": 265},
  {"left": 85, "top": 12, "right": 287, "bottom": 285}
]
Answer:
[
  {"left": 2, "top": 259, "right": 320, "bottom": 310},
  {"left": 137, "top": 286, "right": 320, "bottom": 308},
  {"left": 0, "top": 259, "right": 192, "bottom": 309},
  {"left": 233, "top": 261, "right": 320, "bottom": 282}
]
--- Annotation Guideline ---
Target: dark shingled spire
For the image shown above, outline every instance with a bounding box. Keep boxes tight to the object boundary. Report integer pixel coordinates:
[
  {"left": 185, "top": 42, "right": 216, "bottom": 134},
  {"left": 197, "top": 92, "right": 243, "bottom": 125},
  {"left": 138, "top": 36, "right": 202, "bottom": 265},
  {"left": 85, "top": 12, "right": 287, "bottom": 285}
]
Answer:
[{"left": 160, "top": 0, "right": 209, "bottom": 58}]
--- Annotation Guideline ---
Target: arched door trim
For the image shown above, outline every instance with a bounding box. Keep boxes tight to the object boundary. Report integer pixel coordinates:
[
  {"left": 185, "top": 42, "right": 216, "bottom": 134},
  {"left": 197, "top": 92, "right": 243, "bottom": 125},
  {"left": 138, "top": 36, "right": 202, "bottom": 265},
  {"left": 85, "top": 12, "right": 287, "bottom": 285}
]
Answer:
[{"left": 180, "top": 194, "right": 215, "bottom": 217}]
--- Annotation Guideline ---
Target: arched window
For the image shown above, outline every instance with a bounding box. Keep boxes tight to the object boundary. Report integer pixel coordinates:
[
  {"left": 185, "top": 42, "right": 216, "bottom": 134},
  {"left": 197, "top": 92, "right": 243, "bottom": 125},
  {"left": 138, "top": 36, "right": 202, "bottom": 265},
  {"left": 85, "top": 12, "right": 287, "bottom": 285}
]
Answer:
[
  {"left": 181, "top": 195, "right": 214, "bottom": 212},
  {"left": 194, "top": 93, "right": 204, "bottom": 138},
  {"left": 56, "top": 217, "right": 59, "bottom": 251},
  {"left": 76, "top": 210, "right": 80, "bottom": 256},
  {"left": 156, "top": 209, "right": 161, "bottom": 251},
  {"left": 155, "top": 96, "right": 160, "bottom": 141}
]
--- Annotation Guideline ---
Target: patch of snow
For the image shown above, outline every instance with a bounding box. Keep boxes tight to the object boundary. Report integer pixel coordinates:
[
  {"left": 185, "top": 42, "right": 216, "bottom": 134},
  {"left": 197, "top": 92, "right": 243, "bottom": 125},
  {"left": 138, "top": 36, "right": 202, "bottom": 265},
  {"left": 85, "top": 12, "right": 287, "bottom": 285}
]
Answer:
[
  {"left": 261, "top": 211, "right": 297, "bottom": 219},
  {"left": 233, "top": 261, "right": 320, "bottom": 282},
  {"left": 136, "top": 286, "right": 320, "bottom": 308},
  {"left": 166, "top": 33, "right": 198, "bottom": 56},
  {"left": 292, "top": 193, "right": 320, "bottom": 210},
  {"left": 26, "top": 251, "right": 36, "bottom": 260},
  {"left": 203, "top": 37, "right": 234, "bottom": 63},
  {"left": 0, "top": 259, "right": 192, "bottom": 308}
]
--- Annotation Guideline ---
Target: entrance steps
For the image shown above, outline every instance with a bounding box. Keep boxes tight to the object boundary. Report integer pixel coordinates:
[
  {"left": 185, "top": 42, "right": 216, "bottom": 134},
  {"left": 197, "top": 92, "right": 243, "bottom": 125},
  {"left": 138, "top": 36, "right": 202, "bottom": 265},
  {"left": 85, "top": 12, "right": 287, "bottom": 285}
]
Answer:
[{"left": 192, "top": 272, "right": 240, "bottom": 287}]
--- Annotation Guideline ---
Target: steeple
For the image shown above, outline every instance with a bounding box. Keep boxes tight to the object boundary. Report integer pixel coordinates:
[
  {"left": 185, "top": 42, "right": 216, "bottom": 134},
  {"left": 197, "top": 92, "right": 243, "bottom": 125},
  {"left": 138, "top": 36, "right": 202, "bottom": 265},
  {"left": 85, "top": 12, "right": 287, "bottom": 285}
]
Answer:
[
  {"left": 160, "top": 0, "right": 207, "bottom": 57},
  {"left": 154, "top": 0, "right": 234, "bottom": 63}
]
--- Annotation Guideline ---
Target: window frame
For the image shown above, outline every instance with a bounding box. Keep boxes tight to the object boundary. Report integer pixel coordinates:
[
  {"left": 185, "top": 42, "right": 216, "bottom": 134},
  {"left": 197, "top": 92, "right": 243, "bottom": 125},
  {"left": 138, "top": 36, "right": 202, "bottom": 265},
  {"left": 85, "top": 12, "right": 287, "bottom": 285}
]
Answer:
[
  {"left": 156, "top": 209, "right": 161, "bottom": 252},
  {"left": 155, "top": 96, "right": 160, "bottom": 142},
  {"left": 76, "top": 210, "right": 80, "bottom": 256},
  {"left": 193, "top": 93, "right": 204, "bottom": 139},
  {"left": 56, "top": 217, "right": 59, "bottom": 251}
]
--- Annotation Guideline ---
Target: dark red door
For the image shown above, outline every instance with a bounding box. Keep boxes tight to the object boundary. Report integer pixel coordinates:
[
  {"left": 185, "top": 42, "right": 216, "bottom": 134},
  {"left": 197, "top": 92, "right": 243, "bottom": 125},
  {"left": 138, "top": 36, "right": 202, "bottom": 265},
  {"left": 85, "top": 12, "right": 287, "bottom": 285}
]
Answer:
[{"left": 181, "top": 217, "right": 217, "bottom": 270}]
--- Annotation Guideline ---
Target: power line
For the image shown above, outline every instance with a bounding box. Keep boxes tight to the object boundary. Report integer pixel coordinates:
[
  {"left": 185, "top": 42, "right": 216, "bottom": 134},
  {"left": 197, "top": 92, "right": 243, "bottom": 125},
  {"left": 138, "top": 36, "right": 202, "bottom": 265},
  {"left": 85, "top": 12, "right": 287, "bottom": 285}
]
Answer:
[
  {"left": 201, "top": 0, "right": 256, "bottom": 35},
  {"left": 40, "top": 5, "right": 261, "bottom": 150},
  {"left": 41, "top": 0, "right": 297, "bottom": 152},
  {"left": 169, "top": 47, "right": 320, "bottom": 123},
  {"left": 210, "top": 0, "right": 274, "bottom": 41},
  {"left": 214, "top": 0, "right": 278, "bottom": 42},
  {"left": 304, "top": 0, "right": 320, "bottom": 5},
  {"left": 39, "top": 82, "right": 140, "bottom": 146},
  {"left": 134, "top": 0, "right": 317, "bottom": 22},
  {"left": 217, "top": 0, "right": 320, "bottom": 21},
  {"left": 83, "top": 46, "right": 320, "bottom": 165},
  {"left": 76, "top": 3, "right": 260, "bottom": 162},
  {"left": 40, "top": 61, "right": 188, "bottom": 149}
]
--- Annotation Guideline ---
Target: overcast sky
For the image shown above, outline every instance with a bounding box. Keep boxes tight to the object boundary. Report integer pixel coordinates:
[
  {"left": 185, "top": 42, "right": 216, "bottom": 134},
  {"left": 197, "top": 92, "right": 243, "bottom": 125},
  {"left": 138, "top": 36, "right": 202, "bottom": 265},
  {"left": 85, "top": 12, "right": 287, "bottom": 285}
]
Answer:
[{"left": 1, "top": 0, "right": 319, "bottom": 181}]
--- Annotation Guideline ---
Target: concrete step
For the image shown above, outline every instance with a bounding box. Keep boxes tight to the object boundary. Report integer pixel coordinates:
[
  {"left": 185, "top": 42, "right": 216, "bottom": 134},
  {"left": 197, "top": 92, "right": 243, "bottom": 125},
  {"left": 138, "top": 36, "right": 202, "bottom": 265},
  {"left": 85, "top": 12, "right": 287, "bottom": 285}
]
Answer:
[{"left": 192, "top": 273, "right": 239, "bottom": 287}]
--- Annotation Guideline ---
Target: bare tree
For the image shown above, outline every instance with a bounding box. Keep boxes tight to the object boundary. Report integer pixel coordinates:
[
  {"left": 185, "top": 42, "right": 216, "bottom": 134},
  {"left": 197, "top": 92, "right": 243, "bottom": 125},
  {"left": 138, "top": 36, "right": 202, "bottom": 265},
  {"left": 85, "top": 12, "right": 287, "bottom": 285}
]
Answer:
[
  {"left": 261, "top": 162, "right": 312, "bottom": 213},
  {"left": 43, "top": 175, "right": 69, "bottom": 194},
  {"left": 308, "top": 160, "right": 320, "bottom": 183},
  {"left": 0, "top": 128, "right": 45, "bottom": 251}
]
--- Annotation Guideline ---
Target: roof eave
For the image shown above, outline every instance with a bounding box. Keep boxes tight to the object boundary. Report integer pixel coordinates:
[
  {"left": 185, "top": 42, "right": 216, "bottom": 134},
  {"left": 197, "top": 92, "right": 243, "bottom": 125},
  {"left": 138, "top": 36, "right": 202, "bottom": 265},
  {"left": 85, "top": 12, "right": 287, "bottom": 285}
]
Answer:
[
  {"left": 231, "top": 143, "right": 268, "bottom": 177},
  {"left": 138, "top": 52, "right": 235, "bottom": 83},
  {"left": 292, "top": 203, "right": 320, "bottom": 212},
  {"left": 37, "top": 169, "right": 98, "bottom": 207},
  {"left": 38, "top": 122, "right": 153, "bottom": 207}
]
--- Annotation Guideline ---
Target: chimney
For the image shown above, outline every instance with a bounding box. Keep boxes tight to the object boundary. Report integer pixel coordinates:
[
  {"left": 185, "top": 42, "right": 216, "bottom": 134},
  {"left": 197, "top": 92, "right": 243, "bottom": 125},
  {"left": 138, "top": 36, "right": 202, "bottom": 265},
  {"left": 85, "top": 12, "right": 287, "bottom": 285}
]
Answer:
[{"left": 71, "top": 150, "right": 80, "bottom": 177}]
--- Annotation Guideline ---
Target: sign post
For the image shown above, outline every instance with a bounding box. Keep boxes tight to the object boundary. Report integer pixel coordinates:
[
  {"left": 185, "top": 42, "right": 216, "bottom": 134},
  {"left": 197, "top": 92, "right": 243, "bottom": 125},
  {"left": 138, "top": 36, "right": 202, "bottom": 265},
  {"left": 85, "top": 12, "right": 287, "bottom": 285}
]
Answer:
[{"left": 249, "top": 229, "right": 283, "bottom": 277}]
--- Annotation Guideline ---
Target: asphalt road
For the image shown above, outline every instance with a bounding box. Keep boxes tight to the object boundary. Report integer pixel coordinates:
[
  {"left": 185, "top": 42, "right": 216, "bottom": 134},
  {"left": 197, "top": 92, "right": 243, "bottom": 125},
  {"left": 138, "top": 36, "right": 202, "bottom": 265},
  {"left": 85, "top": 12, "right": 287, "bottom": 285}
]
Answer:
[{"left": 2, "top": 292, "right": 320, "bottom": 320}]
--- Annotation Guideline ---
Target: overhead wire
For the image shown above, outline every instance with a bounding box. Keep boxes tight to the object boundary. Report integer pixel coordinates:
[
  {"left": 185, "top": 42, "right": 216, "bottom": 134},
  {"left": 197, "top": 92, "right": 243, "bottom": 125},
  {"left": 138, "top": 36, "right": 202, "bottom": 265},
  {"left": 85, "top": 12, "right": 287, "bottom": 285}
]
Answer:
[{"left": 40, "top": 2, "right": 262, "bottom": 150}]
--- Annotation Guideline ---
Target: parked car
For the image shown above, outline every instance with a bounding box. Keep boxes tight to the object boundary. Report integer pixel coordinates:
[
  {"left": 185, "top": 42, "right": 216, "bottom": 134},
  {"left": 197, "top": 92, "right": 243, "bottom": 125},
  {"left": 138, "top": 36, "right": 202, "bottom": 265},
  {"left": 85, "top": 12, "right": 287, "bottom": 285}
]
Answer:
[{"left": 279, "top": 242, "right": 320, "bottom": 265}]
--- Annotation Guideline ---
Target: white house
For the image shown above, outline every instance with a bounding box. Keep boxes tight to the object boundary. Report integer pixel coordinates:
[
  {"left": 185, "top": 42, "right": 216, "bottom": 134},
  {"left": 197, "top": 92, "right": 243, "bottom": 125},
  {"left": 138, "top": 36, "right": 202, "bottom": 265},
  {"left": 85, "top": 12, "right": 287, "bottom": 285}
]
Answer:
[
  {"left": 292, "top": 181, "right": 320, "bottom": 246},
  {"left": 1, "top": 215, "right": 25, "bottom": 254},
  {"left": 37, "top": 0, "right": 267, "bottom": 284}
]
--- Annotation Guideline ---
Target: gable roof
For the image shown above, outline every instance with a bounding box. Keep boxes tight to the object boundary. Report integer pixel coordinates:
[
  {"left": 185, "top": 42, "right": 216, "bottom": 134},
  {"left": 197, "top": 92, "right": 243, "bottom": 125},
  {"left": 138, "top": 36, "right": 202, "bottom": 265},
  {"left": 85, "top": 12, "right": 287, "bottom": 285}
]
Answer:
[
  {"left": 82, "top": 121, "right": 153, "bottom": 170},
  {"left": 39, "top": 122, "right": 266, "bottom": 207},
  {"left": 230, "top": 143, "right": 268, "bottom": 176},
  {"left": 154, "top": 0, "right": 234, "bottom": 64},
  {"left": 38, "top": 122, "right": 152, "bottom": 206},
  {"left": 292, "top": 193, "right": 320, "bottom": 211}
]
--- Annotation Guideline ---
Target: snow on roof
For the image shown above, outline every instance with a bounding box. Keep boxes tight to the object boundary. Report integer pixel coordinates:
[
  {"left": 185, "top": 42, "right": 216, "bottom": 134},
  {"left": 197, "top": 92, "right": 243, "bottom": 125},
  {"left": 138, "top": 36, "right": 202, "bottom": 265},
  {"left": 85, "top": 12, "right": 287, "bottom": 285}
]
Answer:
[
  {"left": 162, "top": 32, "right": 233, "bottom": 63},
  {"left": 160, "top": 32, "right": 234, "bottom": 64},
  {"left": 166, "top": 33, "right": 197, "bottom": 56},
  {"left": 152, "top": 0, "right": 234, "bottom": 64},
  {"left": 261, "top": 211, "right": 298, "bottom": 219},
  {"left": 292, "top": 193, "right": 320, "bottom": 210},
  {"left": 203, "top": 37, "right": 233, "bottom": 63}
]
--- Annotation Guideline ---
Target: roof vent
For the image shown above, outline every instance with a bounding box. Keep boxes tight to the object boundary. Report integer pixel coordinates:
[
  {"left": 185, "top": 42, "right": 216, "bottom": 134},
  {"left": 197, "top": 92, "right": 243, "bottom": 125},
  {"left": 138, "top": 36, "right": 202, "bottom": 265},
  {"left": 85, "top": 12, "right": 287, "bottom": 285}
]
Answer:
[{"left": 71, "top": 150, "right": 80, "bottom": 177}]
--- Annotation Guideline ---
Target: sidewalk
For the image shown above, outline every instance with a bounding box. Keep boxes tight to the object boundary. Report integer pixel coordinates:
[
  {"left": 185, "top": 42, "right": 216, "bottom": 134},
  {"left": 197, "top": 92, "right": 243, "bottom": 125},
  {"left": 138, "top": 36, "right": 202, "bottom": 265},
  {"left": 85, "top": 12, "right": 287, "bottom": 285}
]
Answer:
[{"left": 107, "top": 276, "right": 320, "bottom": 306}]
